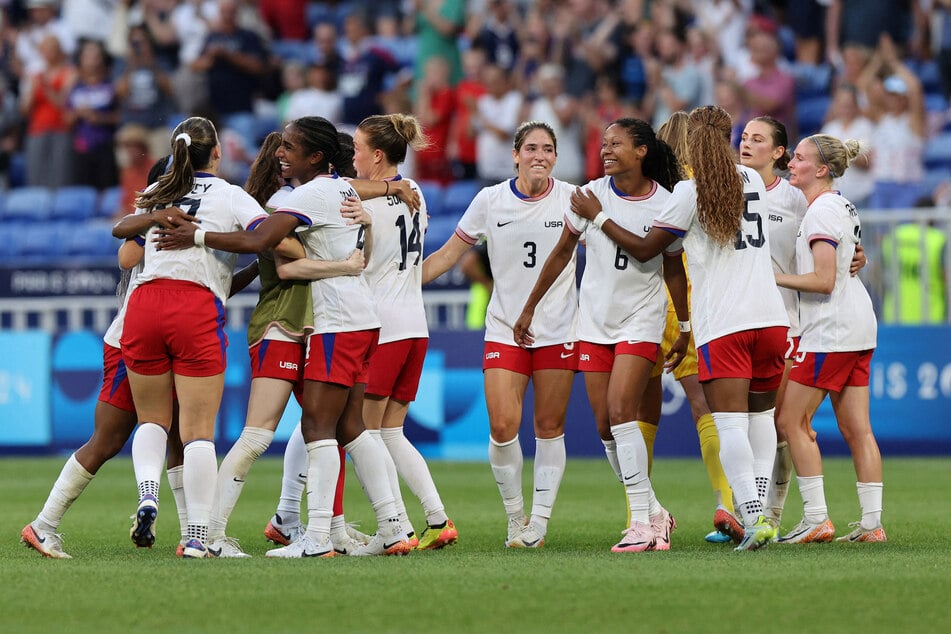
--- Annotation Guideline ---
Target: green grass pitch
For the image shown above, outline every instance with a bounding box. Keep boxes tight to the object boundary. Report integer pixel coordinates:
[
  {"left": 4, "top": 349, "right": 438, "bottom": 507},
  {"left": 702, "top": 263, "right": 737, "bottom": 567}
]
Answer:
[{"left": 2, "top": 456, "right": 949, "bottom": 633}]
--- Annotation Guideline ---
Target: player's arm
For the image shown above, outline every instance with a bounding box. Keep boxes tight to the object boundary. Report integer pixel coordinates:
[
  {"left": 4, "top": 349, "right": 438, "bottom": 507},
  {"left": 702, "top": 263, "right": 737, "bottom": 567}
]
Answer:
[
  {"left": 662, "top": 252, "right": 690, "bottom": 370},
  {"left": 849, "top": 243, "right": 867, "bottom": 276},
  {"left": 349, "top": 179, "right": 420, "bottom": 212},
  {"left": 154, "top": 212, "right": 300, "bottom": 254},
  {"left": 275, "top": 250, "right": 366, "bottom": 281},
  {"left": 570, "top": 187, "right": 677, "bottom": 261},
  {"left": 112, "top": 206, "right": 196, "bottom": 239},
  {"left": 229, "top": 259, "right": 260, "bottom": 296},
  {"left": 513, "top": 226, "right": 579, "bottom": 348},
  {"left": 776, "top": 239, "right": 837, "bottom": 294},
  {"left": 117, "top": 239, "right": 144, "bottom": 270},
  {"left": 422, "top": 233, "right": 470, "bottom": 284}
]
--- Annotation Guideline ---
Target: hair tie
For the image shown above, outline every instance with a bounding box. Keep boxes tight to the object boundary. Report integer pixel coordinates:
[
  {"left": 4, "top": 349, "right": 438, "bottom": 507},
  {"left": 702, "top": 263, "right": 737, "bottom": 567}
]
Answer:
[
  {"left": 812, "top": 137, "right": 837, "bottom": 178},
  {"left": 175, "top": 133, "right": 192, "bottom": 147}
]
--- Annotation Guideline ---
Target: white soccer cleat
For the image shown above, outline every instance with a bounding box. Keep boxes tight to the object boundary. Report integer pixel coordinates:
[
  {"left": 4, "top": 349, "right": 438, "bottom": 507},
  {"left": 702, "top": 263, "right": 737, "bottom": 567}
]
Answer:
[
  {"left": 507, "top": 522, "right": 545, "bottom": 548},
  {"left": 330, "top": 531, "right": 367, "bottom": 556},
  {"left": 207, "top": 536, "right": 252, "bottom": 558},
  {"left": 777, "top": 517, "right": 835, "bottom": 544},
  {"left": 351, "top": 519, "right": 412, "bottom": 556},
  {"left": 504, "top": 515, "right": 528, "bottom": 548},
  {"left": 263, "top": 513, "right": 304, "bottom": 546},
  {"left": 265, "top": 533, "right": 334, "bottom": 558},
  {"left": 21, "top": 523, "right": 71, "bottom": 559}
]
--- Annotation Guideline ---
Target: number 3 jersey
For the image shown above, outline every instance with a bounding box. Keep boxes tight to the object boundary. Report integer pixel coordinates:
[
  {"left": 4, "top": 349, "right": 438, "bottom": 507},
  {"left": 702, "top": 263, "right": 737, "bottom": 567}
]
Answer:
[
  {"left": 795, "top": 192, "right": 876, "bottom": 353},
  {"left": 362, "top": 176, "right": 429, "bottom": 344},
  {"left": 277, "top": 174, "right": 380, "bottom": 334},
  {"left": 133, "top": 173, "right": 268, "bottom": 304},
  {"left": 653, "top": 165, "right": 788, "bottom": 347},
  {"left": 455, "top": 177, "right": 578, "bottom": 347},
  {"left": 565, "top": 177, "right": 672, "bottom": 344}
]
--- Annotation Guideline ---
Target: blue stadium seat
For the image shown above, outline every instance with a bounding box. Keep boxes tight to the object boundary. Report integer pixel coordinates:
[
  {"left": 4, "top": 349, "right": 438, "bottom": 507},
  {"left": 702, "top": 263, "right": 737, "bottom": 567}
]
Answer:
[
  {"left": 0, "top": 186, "right": 53, "bottom": 222},
  {"left": 793, "top": 63, "right": 832, "bottom": 100},
  {"left": 924, "top": 132, "right": 951, "bottom": 169},
  {"left": 911, "top": 59, "right": 943, "bottom": 94},
  {"left": 925, "top": 92, "right": 949, "bottom": 113},
  {"left": 8, "top": 152, "right": 26, "bottom": 188},
  {"left": 64, "top": 221, "right": 121, "bottom": 257},
  {"left": 797, "top": 96, "right": 831, "bottom": 139},
  {"left": 51, "top": 186, "right": 99, "bottom": 221},
  {"left": 442, "top": 180, "right": 481, "bottom": 218},
  {"left": 416, "top": 180, "right": 446, "bottom": 217},
  {"left": 97, "top": 186, "right": 123, "bottom": 218},
  {"left": 424, "top": 217, "right": 458, "bottom": 255}
]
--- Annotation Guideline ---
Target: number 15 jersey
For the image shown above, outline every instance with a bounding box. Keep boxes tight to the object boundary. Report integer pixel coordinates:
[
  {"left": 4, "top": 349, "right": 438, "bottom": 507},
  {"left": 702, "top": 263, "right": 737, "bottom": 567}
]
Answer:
[
  {"left": 653, "top": 165, "right": 788, "bottom": 347},
  {"left": 455, "top": 178, "right": 578, "bottom": 347}
]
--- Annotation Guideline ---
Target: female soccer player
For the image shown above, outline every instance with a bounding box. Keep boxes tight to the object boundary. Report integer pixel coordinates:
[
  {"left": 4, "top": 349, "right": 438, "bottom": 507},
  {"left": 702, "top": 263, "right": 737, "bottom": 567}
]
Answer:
[
  {"left": 569, "top": 105, "right": 789, "bottom": 551},
  {"left": 774, "top": 134, "right": 886, "bottom": 544},
  {"left": 514, "top": 118, "right": 685, "bottom": 553},
  {"left": 423, "top": 121, "right": 578, "bottom": 548}
]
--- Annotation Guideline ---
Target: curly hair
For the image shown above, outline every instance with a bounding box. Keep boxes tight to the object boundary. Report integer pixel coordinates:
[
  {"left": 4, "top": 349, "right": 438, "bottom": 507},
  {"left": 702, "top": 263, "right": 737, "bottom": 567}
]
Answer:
[
  {"left": 609, "top": 117, "right": 683, "bottom": 192},
  {"left": 244, "top": 131, "right": 284, "bottom": 207},
  {"left": 687, "top": 105, "right": 744, "bottom": 247},
  {"left": 135, "top": 116, "right": 218, "bottom": 210}
]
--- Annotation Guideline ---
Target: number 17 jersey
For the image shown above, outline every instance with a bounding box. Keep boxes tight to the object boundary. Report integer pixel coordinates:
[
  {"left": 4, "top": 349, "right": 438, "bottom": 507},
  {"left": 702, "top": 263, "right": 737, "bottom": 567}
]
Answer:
[{"left": 455, "top": 178, "right": 578, "bottom": 347}]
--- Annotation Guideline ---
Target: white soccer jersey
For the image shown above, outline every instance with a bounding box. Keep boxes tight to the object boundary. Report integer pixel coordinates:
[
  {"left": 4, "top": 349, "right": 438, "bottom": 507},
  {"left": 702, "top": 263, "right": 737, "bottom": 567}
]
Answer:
[
  {"left": 653, "top": 165, "right": 788, "bottom": 347},
  {"left": 795, "top": 192, "right": 877, "bottom": 352},
  {"left": 455, "top": 178, "right": 578, "bottom": 347},
  {"left": 765, "top": 176, "right": 808, "bottom": 336},
  {"left": 104, "top": 250, "right": 144, "bottom": 348},
  {"left": 277, "top": 174, "right": 381, "bottom": 334},
  {"left": 566, "top": 177, "right": 670, "bottom": 344},
  {"left": 133, "top": 174, "right": 267, "bottom": 303},
  {"left": 363, "top": 176, "right": 429, "bottom": 343}
]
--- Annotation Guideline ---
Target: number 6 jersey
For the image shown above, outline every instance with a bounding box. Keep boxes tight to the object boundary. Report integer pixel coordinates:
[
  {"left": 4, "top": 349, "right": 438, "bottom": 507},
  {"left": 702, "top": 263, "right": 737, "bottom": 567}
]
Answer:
[
  {"left": 455, "top": 177, "right": 578, "bottom": 347},
  {"left": 652, "top": 165, "right": 788, "bottom": 347},
  {"left": 362, "top": 176, "right": 429, "bottom": 344}
]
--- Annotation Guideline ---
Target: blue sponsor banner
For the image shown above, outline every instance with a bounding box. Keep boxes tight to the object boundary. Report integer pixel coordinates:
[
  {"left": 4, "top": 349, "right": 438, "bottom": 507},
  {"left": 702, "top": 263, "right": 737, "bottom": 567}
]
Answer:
[
  {"left": 2, "top": 326, "right": 950, "bottom": 455},
  {"left": 0, "top": 331, "right": 51, "bottom": 446}
]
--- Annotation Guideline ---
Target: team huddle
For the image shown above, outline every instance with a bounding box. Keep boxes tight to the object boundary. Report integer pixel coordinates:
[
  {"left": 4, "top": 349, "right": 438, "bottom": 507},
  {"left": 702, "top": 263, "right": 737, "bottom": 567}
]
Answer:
[{"left": 20, "top": 103, "right": 885, "bottom": 560}]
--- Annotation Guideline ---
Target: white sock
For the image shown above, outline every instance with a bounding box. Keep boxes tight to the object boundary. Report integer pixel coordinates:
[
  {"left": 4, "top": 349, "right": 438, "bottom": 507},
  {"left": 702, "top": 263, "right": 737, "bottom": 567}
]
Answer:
[
  {"left": 749, "top": 407, "right": 778, "bottom": 504},
  {"left": 766, "top": 441, "right": 793, "bottom": 522},
  {"left": 304, "top": 439, "right": 339, "bottom": 542},
  {"left": 380, "top": 426, "right": 448, "bottom": 526},
  {"left": 488, "top": 435, "right": 524, "bottom": 519},
  {"left": 713, "top": 412, "right": 762, "bottom": 525},
  {"left": 611, "top": 421, "right": 651, "bottom": 525},
  {"left": 368, "top": 430, "right": 411, "bottom": 533},
  {"left": 856, "top": 481, "right": 883, "bottom": 529},
  {"left": 797, "top": 475, "right": 828, "bottom": 523},
  {"left": 209, "top": 427, "right": 273, "bottom": 540},
  {"left": 166, "top": 465, "right": 188, "bottom": 541},
  {"left": 601, "top": 438, "right": 622, "bottom": 482},
  {"left": 35, "top": 454, "right": 94, "bottom": 532},
  {"left": 276, "top": 421, "right": 307, "bottom": 524},
  {"left": 132, "top": 423, "right": 167, "bottom": 502},
  {"left": 183, "top": 440, "right": 216, "bottom": 543},
  {"left": 530, "top": 435, "right": 565, "bottom": 532},
  {"left": 345, "top": 430, "right": 398, "bottom": 523}
]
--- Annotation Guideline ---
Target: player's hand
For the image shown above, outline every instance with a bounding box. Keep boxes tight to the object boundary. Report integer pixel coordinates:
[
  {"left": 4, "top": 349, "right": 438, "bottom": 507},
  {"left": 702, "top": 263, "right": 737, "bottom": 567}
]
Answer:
[
  {"left": 154, "top": 213, "right": 199, "bottom": 250},
  {"left": 664, "top": 331, "right": 690, "bottom": 372},
  {"left": 513, "top": 310, "right": 535, "bottom": 348},
  {"left": 850, "top": 243, "right": 867, "bottom": 276},
  {"left": 149, "top": 206, "right": 197, "bottom": 229},
  {"left": 343, "top": 248, "right": 366, "bottom": 274},
  {"left": 570, "top": 187, "right": 602, "bottom": 221},
  {"left": 389, "top": 179, "right": 421, "bottom": 212},
  {"left": 340, "top": 196, "right": 371, "bottom": 226}
]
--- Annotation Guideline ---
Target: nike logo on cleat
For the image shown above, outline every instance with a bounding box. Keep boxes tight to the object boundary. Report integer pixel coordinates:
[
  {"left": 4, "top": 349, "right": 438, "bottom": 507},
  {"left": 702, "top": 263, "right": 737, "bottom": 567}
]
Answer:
[
  {"left": 207, "top": 547, "right": 221, "bottom": 557},
  {"left": 36, "top": 533, "right": 45, "bottom": 544},
  {"left": 233, "top": 477, "right": 245, "bottom": 483},
  {"left": 383, "top": 541, "right": 403, "bottom": 550},
  {"left": 302, "top": 550, "right": 324, "bottom": 557}
]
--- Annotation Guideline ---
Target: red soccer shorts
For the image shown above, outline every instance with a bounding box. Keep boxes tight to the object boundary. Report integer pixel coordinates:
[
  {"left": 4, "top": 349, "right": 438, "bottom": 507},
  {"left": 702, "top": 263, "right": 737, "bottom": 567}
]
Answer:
[
  {"left": 98, "top": 343, "right": 136, "bottom": 413},
  {"left": 578, "top": 340, "right": 659, "bottom": 373},
  {"left": 697, "top": 326, "right": 787, "bottom": 391},
  {"left": 789, "top": 349, "right": 873, "bottom": 392},
  {"left": 366, "top": 337, "right": 428, "bottom": 401},
  {"left": 121, "top": 280, "right": 228, "bottom": 377},
  {"left": 304, "top": 329, "right": 379, "bottom": 387},
  {"left": 249, "top": 339, "right": 306, "bottom": 384},
  {"left": 483, "top": 341, "right": 579, "bottom": 375},
  {"left": 784, "top": 335, "right": 801, "bottom": 361}
]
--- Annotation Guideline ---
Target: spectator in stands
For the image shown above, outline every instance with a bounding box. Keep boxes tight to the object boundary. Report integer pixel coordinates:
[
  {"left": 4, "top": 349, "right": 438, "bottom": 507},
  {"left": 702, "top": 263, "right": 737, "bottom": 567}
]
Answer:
[
  {"left": 616, "top": 19, "right": 653, "bottom": 109},
  {"left": 524, "top": 63, "right": 584, "bottom": 185},
  {"left": 881, "top": 202, "right": 948, "bottom": 324},
  {"left": 552, "top": 0, "right": 622, "bottom": 98},
  {"left": 473, "top": 63, "right": 522, "bottom": 186},
  {"left": 821, "top": 85, "right": 875, "bottom": 208},
  {"left": 414, "top": 0, "right": 465, "bottom": 87},
  {"left": 469, "top": 0, "right": 520, "bottom": 73},
  {"left": 114, "top": 123, "right": 153, "bottom": 218},
  {"left": 20, "top": 33, "right": 74, "bottom": 189},
  {"left": 414, "top": 55, "right": 455, "bottom": 184},
  {"left": 312, "top": 20, "right": 343, "bottom": 72},
  {"left": 169, "top": 0, "right": 215, "bottom": 114},
  {"left": 693, "top": 0, "right": 752, "bottom": 72},
  {"left": 646, "top": 28, "right": 703, "bottom": 131},
  {"left": 66, "top": 39, "right": 119, "bottom": 191},
  {"left": 582, "top": 74, "right": 633, "bottom": 183},
  {"left": 190, "top": 0, "right": 268, "bottom": 120},
  {"left": 741, "top": 25, "right": 797, "bottom": 142},
  {"left": 115, "top": 24, "right": 175, "bottom": 159},
  {"left": 283, "top": 60, "right": 343, "bottom": 126},
  {"left": 13, "top": 0, "right": 76, "bottom": 81},
  {"left": 338, "top": 10, "right": 401, "bottom": 128},
  {"left": 131, "top": 0, "right": 181, "bottom": 72},
  {"left": 448, "top": 46, "right": 487, "bottom": 181},
  {"left": 61, "top": 0, "right": 118, "bottom": 44},
  {"left": 713, "top": 77, "right": 747, "bottom": 148},
  {"left": 787, "top": 0, "right": 827, "bottom": 65},
  {"left": 831, "top": 42, "right": 873, "bottom": 102},
  {"left": 825, "top": 0, "right": 918, "bottom": 67},
  {"left": 859, "top": 34, "right": 926, "bottom": 210},
  {"left": 275, "top": 61, "right": 306, "bottom": 125},
  {"left": 0, "top": 75, "right": 20, "bottom": 188},
  {"left": 259, "top": 0, "right": 308, "bottom": 41}
]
